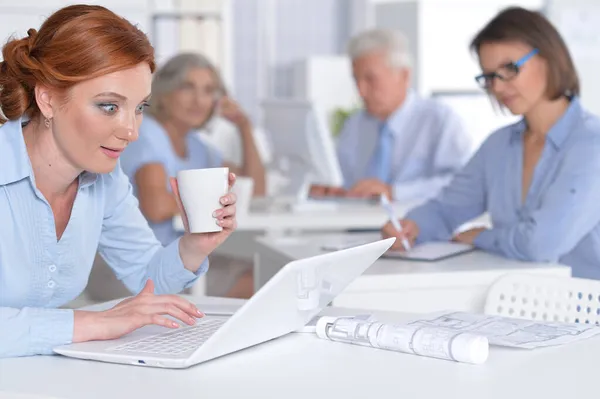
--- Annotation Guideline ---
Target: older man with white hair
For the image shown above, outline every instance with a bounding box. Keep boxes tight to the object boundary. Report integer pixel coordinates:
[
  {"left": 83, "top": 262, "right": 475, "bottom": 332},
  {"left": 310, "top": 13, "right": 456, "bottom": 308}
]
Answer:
[{"left": 314, "top": 29, "right": 473, "bottom": 202}]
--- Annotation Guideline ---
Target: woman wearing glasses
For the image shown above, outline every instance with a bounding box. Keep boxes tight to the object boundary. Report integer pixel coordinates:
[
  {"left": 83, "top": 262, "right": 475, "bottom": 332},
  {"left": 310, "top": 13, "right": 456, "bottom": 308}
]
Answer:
[
  {"left": 119, "top": 53, "right": 265, "bottom": 298},
  {"left": 382, "top": 7, "right": 600, "bottom": 279}
]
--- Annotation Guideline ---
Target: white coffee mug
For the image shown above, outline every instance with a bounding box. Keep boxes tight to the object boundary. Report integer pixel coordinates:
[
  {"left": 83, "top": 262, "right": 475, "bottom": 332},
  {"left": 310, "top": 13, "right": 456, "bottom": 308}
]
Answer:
[
  {"left": 177, "top": 167, "right": 229, "bottom": 233},
  {"left": 232, "top": 176, "right": 254, "bottom": 216}
]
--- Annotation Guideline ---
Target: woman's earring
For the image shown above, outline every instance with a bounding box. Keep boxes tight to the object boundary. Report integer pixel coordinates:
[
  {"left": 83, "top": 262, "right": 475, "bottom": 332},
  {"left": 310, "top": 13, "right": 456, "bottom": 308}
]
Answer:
[{"left": 44, "top": 117, "right": 51, "bottom": 128}]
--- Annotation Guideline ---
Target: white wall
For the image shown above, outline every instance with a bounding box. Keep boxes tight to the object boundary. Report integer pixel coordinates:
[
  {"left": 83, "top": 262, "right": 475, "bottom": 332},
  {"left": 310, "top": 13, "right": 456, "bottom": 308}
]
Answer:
[
  {"left": 0, "top": 0, "right": 151, "bottom": 50},
  {"left": 546, "top": 0, "right": 600, "bottom": 116},
  {"left": 178, "top": 0, "right": 223, "bottom": 71},
  {"left": 230, "top": 0, "right": 352, "bottom": 123},
  {"left": 0, "top": 0, "right": 230, "bottom": 79},
  {"left": 231, "top": 0, "right": 263, "bottom": 120},
  {"left": 291, "top": 55, "right": 361, "bottom": 133},
  {"left": 150, "top": 0, "right": 232, "bottom": 84}
]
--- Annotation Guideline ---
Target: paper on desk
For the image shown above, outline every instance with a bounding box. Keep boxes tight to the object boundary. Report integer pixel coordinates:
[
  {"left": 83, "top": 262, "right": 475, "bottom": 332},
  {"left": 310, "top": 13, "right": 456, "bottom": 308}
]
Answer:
[
  {"left": 320, "top": 237, "right": 374, "bottom": 251},
  {"left": 407, "top": 311, "right": 600, "bottom": 349},
  {"left": 383, "top": 241, "right": 474, "bottom": 261}
]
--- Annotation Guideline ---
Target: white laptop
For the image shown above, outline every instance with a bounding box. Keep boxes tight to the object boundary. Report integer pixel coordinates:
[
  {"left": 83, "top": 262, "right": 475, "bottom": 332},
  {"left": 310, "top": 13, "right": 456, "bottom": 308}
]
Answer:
[{"left": 54, "top": 238, "right": 395, "bottom": 369}]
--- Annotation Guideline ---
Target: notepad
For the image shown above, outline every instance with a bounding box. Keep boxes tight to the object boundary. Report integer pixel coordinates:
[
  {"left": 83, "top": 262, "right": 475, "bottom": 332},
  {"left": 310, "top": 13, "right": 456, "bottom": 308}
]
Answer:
[{"left": 384, "top": 241, "right": 474, "bottom": 261}]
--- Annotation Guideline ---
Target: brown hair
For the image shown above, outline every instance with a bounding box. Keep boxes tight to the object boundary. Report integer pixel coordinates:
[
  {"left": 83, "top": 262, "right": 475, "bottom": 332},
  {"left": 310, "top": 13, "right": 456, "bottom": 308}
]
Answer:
[
  {"left": 0, "top": 4, "right": 156, "bottom": 123},
  {"left": 470, "top": 7, "right": 579, "bottom": 100}
]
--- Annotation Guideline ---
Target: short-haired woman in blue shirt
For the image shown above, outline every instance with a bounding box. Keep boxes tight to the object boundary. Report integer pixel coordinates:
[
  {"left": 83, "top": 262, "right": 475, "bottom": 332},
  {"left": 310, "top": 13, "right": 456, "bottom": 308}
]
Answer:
[
  {"left": 383, "top": 7, "right": 600, "bottom": 279},
  {"left": 120, "top": 53, "right": 266, "bottom": 248},
  {"left": 0, "top": 5, "right": 238, "bottom": 358},
  {"left": 120, "top": 54, "right": 266, "bottom": 299}
]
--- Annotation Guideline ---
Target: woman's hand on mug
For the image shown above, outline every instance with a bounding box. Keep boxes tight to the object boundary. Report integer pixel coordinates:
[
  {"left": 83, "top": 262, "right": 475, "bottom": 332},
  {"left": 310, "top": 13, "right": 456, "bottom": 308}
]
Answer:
[
  {"left": 73, "top": 280, "right": 204, "bottom": 343},
  {"left": 381, "top": 219, "right": 419, "bottom": 251},
  {"left": 171, "top": 173, "right": 238, "bottom": 272}
]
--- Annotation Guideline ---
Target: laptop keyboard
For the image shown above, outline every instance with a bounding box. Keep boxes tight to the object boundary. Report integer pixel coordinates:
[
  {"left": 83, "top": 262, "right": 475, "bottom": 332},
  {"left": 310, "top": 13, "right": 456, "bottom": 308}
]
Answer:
[{"left": 109, "top": 317, "right": 227, "bottom": 355}]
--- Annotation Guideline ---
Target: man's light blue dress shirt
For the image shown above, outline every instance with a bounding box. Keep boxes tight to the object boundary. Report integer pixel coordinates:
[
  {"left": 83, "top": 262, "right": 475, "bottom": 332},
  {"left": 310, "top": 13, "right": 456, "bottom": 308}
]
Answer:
[
  {"left": 120, "top": 115, "right": 222, "bottom": 246},
  {"left": 0, "top": 119, "right": 208, "bottom": 358},
  {"left": 406, "top": 98, "right": 600, "bottom": 279},
  {"left": 337, "top": 91, "right": 474, "bottom": 201}
]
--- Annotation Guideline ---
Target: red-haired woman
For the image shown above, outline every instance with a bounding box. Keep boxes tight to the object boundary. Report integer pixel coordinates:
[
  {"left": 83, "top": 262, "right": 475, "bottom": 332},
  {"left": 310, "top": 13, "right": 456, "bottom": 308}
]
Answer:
[{"left": 0, "top": 5, "right": 237, "bottom": 358}]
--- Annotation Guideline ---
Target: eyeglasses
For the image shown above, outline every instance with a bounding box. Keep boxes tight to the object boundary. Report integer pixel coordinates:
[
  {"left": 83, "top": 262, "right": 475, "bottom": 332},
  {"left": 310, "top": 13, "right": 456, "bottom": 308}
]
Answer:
[{"left": 475, "top": 48, "right": 539, "bottom": 89}]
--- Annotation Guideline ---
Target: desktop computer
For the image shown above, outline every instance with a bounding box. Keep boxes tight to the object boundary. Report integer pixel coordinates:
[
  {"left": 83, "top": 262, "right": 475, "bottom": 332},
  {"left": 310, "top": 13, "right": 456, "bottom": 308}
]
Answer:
[
  {"left": 261, "top": 99, "right": 343, "bottom": 197},
  {"left": 262, "top": 99, "right": 378, "bottom": 210},
  {"left": 261, "top": 99, "right": 377, "bottom": 212}
]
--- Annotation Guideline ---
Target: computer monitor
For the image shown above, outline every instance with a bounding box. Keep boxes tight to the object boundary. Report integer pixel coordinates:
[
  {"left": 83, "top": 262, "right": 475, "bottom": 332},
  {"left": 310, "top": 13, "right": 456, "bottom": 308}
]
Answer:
[{"left": 261, "top": 99, "right": 344, "bottom": 198}]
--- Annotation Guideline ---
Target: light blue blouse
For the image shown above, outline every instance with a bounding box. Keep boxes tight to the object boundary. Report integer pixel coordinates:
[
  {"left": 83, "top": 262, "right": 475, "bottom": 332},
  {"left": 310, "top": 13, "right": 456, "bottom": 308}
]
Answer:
[
  {"left": 120, "top": 115, "right": 222, "bottom": 246},
  {"left": 406, "top": 98, "right": 600, "bottom": 279},
  {"left": 0, "top": 119, "right": 208, "bottom": 358}
]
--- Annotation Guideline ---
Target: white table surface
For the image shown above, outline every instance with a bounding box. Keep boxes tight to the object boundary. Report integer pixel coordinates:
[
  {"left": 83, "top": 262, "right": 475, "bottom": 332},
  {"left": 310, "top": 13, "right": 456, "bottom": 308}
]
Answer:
[
  {"left": 175, "top": 199, "right": 419, "bottom": 268},
  {"left": 254, "top": 233, "right": 571, "bottom": 312},
  {"left": 256, "top": 233, "right": 570, "bottom": 283},
  {"left": 0, "top": 297, "right": 594, "bottom": 399},
  {"left": 174, "top": 198, "right": 420, "bottom": 232}
]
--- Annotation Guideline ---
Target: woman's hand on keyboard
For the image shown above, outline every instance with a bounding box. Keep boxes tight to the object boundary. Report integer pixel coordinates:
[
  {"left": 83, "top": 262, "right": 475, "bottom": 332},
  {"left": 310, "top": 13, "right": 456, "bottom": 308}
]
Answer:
[{"left": 73, "top": 279, "right": 204, "bottom": 342}]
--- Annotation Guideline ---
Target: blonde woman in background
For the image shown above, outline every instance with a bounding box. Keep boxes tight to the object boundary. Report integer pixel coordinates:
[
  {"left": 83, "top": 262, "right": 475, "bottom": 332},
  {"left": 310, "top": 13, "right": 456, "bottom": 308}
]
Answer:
[{"left": 118, "top": 53, "right": 265, "bottom": 299}]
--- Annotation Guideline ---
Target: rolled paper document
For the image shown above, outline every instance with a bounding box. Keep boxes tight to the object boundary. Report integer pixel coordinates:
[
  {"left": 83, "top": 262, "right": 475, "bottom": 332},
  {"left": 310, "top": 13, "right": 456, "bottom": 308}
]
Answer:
[{"left": 316, "top": 316, "right": 489, "bottom": 365}]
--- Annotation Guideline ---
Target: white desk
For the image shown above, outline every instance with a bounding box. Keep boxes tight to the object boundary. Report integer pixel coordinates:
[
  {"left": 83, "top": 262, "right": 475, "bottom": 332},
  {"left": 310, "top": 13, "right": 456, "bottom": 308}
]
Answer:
[
  {"left": 176, "top": 199, "right": 419, "bottom": 296},
  {"left": 174, "top": 198, "right": 418, "bottom": 233},
  {"left": 255, "top": 233, "right": 571, "bottom": 313},
  {"left": 0, "top": 299, "right": 594, "bottom": 399},
  {"left": 174, "top": 199, "right": 489, "bottom": 260},
  {"left": 175, "top": 201, "right": 401, "bottom": 262},
  {"left": 174, "top": 199, "right": 490, "bottom": 297}
]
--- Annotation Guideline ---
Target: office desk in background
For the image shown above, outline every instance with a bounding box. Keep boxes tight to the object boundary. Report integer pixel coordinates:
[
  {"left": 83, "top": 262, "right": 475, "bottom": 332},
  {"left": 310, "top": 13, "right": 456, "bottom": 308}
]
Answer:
[
  {"left": 173, "top": 198, "right": 491, "bottom": 297},
  {"left": 173, "top": 198, "right": 419, "bottom": 262},
  {"left": 254, "top": 233, "right": 572, "bottom": 313},
  {"left": 174, "top": 198, "right": 420, "bottom": 296},
  {"left": 0, "top": 298, "right": 594, "bottom": 399},
  {"left": 174, "top": 198, "right": 418, "bottom": 232}
]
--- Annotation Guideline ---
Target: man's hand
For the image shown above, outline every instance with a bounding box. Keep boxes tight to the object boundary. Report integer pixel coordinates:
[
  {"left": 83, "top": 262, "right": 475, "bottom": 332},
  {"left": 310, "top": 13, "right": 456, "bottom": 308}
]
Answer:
[
  {"left": 309, "top": 185, "right": 347, "bottom": 198},
  {"left": 347, "top": 179, "right": 392, "bottom": 199}
]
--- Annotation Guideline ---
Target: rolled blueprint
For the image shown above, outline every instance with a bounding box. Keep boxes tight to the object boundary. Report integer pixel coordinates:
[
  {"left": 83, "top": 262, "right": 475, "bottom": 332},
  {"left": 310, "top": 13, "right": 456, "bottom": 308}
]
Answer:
[{"left": 316, "top": 316, "right": 489, "bottom": 365}]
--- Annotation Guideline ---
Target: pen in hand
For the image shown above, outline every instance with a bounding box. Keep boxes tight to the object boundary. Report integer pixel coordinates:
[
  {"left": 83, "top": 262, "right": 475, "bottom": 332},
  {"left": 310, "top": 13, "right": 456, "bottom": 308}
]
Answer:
[{"left": 380, "top": 193, "right": 411, "bottom": 251}]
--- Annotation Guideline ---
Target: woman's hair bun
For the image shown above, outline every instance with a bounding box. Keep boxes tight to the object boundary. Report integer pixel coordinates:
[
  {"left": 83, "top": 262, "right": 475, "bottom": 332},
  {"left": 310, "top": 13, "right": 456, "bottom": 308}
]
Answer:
[{"left": 0, "top": 29, "right": 40, "bottom": 123}]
